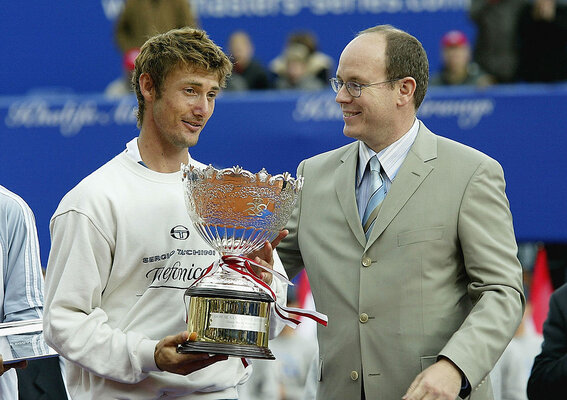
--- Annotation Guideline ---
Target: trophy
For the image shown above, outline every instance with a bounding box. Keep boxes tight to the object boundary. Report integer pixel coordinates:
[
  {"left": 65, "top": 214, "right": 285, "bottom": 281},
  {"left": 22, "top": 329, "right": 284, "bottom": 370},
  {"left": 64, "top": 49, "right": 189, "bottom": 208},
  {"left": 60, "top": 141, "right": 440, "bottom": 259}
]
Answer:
[{"left": 178, "top": 164, "right": 303, "bottom": 359}]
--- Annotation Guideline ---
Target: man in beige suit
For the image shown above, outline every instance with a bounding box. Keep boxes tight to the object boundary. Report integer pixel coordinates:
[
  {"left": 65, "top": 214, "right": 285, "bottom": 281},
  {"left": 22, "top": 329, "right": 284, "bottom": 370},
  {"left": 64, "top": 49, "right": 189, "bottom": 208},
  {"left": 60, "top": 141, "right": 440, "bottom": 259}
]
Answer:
[{"left": 277, "top": 25, "right": 525, "bottom": 399}]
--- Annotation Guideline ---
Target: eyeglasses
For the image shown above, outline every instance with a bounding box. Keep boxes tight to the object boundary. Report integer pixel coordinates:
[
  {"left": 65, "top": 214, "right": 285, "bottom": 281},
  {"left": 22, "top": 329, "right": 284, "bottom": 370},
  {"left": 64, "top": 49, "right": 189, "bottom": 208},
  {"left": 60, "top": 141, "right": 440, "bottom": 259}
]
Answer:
[{"left": 329, "top": 78, "right": 400, "bottom": 98}]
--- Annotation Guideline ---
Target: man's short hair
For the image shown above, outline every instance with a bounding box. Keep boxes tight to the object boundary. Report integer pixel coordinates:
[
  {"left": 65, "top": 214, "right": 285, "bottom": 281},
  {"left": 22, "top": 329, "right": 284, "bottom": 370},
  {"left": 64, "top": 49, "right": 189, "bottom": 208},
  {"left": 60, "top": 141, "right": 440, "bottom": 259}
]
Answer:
[{"left": 358, "top": 25, "right": 429, "bottom": 110}]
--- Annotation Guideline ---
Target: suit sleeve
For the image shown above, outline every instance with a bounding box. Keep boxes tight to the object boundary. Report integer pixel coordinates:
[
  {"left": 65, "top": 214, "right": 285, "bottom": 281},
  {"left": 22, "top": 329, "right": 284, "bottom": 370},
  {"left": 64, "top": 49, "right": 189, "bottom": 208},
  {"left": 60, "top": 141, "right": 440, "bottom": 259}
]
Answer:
[
  {"left": 438, "top": 157, "right": 525, "bottom": 389},
  {"left": 527, "top": 289, "right": 567, "bottom": 399}
]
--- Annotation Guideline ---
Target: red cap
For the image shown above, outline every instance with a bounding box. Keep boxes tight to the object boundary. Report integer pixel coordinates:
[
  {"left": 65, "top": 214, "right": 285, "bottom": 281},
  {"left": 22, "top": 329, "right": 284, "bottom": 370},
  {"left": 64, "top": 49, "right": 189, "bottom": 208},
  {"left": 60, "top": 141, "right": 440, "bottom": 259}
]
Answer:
[
  {"left": 441, "top": 30, "right": 468, "bottom": 47},
  {"left": 123, "top": 48, "right": 140, "bottom": 72}
]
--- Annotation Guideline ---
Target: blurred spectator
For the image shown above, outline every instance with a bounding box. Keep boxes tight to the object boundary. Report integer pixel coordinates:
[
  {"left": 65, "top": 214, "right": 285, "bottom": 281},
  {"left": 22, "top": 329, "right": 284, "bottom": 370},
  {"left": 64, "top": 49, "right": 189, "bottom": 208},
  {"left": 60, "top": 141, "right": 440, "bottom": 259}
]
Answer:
[
  {"left": 104, "top": 47, "right": 139, "bottom": 98},
  {"left": 226, "top": 31, "right": 270, "bottom": 91},
  {"left": 269, "top": 288, "right": 318, "bottom": 400},
  {"left": 545, "top": 243, "right": 567, "bottom": 288},
  {"left": 237, "top": 358, "right": 279, "bottom": 400},
  {"left": 238, "top": 287, "right": 318, "bottom": 400},
  {"left": 114, "top": 0, "right": 198, "bottom": 54},
  {"left": 518, "top": 0, "right": 567, "bottom": 82},
  {"left": 303, "top": 351, "right": 318, "bottom": 400},
  {"left": 430, "top": 30, "right": 493, "bottom": 87},
  {"left": 270, "top": 31, "right": 333, "bottom": 87},
  {"left": 527, "top": 282, "right": 567, "bottom": 399},
  {"left": 491, "top": 304, "right": 543, "bottom": 399},
  {"left": 469, "top": 0, "right": 527, "bottom": 83},
  {"left": 274, "top": 44, "right": 325, "bottom": 90}
]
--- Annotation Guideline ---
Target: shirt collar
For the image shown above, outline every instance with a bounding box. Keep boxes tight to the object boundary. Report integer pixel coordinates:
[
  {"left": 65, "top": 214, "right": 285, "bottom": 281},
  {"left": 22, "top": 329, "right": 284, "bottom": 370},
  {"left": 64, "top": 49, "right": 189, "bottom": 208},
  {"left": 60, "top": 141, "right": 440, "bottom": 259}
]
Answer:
[
  {"left": 124, "top": 137, "right": 195, "bottom": 167},
  {"left": 356, "top": 118, "right": 419, "bottom": 186}
]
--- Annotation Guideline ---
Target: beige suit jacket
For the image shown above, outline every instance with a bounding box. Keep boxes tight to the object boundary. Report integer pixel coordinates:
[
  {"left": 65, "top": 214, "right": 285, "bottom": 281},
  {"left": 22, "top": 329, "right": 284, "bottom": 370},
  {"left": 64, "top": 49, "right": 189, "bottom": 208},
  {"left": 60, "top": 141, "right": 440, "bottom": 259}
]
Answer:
[{"left": 278, "top": 122, "right": 525, "bottom": 399}]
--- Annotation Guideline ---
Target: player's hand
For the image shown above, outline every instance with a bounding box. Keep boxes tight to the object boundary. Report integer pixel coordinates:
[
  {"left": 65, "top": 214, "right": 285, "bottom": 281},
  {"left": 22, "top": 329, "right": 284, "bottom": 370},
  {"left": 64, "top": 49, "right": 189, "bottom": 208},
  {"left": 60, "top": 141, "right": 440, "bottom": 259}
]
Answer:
[{"left": 154, "top": 332, "right": 227, "bottom": 375}]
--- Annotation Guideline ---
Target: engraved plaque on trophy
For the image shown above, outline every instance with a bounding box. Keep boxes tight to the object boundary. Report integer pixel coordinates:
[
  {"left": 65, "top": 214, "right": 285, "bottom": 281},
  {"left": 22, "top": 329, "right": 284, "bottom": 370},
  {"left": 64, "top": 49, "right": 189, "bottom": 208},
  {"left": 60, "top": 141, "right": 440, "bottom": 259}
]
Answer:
[{"left": 178, "top": 164, "right": 303, "bottom": 359}]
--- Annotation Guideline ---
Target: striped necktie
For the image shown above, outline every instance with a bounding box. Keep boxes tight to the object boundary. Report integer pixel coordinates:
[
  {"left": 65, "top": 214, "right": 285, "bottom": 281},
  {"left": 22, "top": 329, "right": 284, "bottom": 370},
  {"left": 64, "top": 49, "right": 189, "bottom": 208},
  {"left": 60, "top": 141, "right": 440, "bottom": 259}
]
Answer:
[{"left": 362, "top": 156, "right": 385, "bottom": 239}]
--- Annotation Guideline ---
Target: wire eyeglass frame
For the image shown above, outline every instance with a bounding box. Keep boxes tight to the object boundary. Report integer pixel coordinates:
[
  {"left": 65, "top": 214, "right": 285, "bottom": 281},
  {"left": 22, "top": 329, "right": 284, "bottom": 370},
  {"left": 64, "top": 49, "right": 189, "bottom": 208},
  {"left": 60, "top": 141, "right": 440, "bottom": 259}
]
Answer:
[{"left": 329, "top": 77, "right": 401, "bottom": 98}]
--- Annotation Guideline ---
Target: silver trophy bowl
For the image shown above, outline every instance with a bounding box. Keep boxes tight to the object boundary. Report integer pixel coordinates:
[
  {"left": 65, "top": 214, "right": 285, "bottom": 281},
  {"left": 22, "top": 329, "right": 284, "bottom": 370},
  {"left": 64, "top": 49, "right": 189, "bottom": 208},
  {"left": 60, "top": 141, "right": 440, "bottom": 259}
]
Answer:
[{"left": 178, "top": 164, "right": 302, "bottom": 359}]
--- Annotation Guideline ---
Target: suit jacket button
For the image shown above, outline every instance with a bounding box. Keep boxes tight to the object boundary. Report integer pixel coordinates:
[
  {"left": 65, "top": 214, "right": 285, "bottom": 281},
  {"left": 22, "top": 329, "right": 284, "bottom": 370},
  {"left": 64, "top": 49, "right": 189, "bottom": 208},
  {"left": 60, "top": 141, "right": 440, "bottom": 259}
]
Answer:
[
  {"left": 350, "top": 370, "right": 359, "bottom": 381},
  {"left": 361, "top": 257, "right": 372, "bottom": 267},
  {"left": 359, "top": 313, "right": 369, "bottom": 323}
]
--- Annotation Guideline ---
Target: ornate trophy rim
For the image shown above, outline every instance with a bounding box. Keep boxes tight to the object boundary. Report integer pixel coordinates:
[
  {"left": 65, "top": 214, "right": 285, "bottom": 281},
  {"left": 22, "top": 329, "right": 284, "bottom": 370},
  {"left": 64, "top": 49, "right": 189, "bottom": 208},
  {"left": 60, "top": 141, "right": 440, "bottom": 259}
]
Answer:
[
  {"left": 181, "top": 163, "right": 303, "bottom": 256},
  {"left": 182, "top": 164, "right": 304, "bottom": 193}
]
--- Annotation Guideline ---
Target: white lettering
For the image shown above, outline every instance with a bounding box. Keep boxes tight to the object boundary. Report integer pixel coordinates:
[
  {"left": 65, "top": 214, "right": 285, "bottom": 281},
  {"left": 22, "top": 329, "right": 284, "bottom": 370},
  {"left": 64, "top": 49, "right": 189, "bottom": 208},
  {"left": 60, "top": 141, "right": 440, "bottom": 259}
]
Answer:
[
  {"left": 113, "top": 99, "right": 138, "bottom": 125},
  {"left": 311, "top": 0, "right": 357, "bottom": 15},
  {"left": 4, "top": 99, "right": 137, "bottom": 136},
  {"left": 209, "top": 312, "right": 268, "bottom": 332},
  {"left": 281, "top": 0, "right": 303, "bottom": 15},
  {"left": 417, "top": 98, "right": 495, "bottom": 129},
  {"left": 193, "top": 0, "right": 466, "bottom": 16},
  {"left": 100, "top": 0, "right": 125, "bottom": 20},
  {"left": 292, "top": 93, "right": 342, "bottom": 122},
  {"left": 359, "top": 0, "right": 403, "bottom": 13}
]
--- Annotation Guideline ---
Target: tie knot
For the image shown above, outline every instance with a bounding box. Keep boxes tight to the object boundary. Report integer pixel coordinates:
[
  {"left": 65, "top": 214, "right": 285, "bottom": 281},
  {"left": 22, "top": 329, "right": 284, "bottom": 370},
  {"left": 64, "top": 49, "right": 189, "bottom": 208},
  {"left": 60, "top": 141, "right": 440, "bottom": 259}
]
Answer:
[{"left": 369, "top": 156, "right": 381, "bottom": 173}]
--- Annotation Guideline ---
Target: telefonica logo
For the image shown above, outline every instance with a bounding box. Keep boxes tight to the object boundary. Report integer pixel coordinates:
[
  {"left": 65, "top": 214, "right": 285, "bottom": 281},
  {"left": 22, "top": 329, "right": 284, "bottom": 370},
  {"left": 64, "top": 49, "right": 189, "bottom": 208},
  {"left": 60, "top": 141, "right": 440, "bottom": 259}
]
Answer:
[{"left": 170, "top": 225, "right": 190, "bottom": 240}]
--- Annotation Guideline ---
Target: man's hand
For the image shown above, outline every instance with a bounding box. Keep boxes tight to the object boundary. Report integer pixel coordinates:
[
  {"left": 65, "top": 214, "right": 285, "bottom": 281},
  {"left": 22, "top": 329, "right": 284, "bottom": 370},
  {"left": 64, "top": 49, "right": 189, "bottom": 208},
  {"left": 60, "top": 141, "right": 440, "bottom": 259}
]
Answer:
[
  {"left": 246, "top": 229, "right": 288, "bottom": 285},
  {"left": 402, "top": 358, "right": 462, "bottom": 400},
  {"left": 0, "top": 354, "right": 27, "bottom": 377},
  {"left": 154, "top": 332, "right": 228, "bottom": 375}
]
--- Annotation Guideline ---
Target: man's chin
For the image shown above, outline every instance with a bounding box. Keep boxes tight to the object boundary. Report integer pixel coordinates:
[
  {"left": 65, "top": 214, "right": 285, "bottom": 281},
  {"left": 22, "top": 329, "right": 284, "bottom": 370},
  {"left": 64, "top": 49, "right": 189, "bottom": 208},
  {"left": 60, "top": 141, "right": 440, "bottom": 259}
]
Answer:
[
  {"left": 343, "top": 127, "right": 360, "bottom": 141},
  {"left": 183, "top": 131, "right": 201, "bottom": 148}
]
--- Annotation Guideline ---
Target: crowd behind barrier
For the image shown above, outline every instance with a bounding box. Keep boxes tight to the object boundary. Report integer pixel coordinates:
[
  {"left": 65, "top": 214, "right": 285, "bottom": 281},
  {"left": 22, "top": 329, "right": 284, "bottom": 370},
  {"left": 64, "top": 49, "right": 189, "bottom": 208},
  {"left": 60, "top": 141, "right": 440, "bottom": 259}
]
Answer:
[
  {"left": 1, "top": 84, "right": 565, "bottom": 267},
  {"left": 2, "top": 1, "right": 474, "bottom": 96}
]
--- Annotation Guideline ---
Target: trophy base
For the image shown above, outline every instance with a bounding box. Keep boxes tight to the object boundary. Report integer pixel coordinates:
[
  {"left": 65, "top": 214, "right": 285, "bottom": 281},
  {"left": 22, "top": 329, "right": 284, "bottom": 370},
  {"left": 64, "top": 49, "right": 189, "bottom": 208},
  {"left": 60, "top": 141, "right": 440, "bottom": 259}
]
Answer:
[{"left": 177, "top": 341, "right": 275, "bottom": 360}]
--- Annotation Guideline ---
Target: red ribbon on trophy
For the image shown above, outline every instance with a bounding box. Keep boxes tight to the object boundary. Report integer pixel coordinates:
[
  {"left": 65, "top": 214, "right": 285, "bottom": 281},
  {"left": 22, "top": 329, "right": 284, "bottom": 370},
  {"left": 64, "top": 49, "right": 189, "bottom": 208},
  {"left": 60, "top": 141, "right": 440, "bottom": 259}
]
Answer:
[{"left": 186, "top": 254, "right": 328, "bottom": 328}]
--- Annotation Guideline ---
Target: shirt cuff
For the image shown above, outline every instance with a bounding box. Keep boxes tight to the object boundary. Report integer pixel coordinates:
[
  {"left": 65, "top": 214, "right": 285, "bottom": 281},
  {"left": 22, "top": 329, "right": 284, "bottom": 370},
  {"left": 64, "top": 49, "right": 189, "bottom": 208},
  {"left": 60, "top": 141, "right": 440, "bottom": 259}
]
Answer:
[{"left": 139, "top": 338, "right": 161, "bottom": 373}]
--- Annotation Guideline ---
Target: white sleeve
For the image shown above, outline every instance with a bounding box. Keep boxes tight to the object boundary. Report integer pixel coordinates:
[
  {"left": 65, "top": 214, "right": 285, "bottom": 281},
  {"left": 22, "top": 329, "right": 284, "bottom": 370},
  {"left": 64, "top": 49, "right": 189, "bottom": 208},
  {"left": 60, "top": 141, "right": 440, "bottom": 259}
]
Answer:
[
  {"left": 43, "top": 211, "right": 159, "bottom": 384},
  {"left": 267, "top": 249, "right": 288, "bottom": 338},
  {"left": 3, "top": 196, "right": 43, "bottom": 323}
]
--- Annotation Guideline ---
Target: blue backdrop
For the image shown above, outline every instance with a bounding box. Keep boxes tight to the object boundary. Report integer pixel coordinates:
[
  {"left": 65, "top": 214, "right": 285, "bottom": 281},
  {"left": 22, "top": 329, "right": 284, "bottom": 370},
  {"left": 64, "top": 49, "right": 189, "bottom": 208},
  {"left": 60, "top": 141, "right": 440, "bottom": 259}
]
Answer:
[
  {"left": 1, "top": 84, "right": 566, "bottom": 266},
  {"left": 2, "top": 0, "right": 474, "bottom": 95}
]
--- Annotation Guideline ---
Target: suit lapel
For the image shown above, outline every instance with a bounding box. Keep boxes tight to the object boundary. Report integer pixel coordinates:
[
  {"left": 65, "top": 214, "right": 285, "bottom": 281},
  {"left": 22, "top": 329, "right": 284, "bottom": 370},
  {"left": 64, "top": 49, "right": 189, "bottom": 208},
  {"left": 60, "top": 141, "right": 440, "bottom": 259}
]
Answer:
[
  {"left": 365, "top": 124, "right": 438, "bottom": 248},
  {"left": 335, "top": 142, "right": 366, "bottom": 247}
]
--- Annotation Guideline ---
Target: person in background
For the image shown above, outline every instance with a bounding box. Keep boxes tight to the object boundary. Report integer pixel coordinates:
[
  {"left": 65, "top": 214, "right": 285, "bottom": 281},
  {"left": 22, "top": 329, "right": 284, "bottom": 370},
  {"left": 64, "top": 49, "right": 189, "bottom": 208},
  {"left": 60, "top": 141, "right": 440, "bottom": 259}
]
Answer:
[
  {"left": 527, "top": 282, "right": 567, "bottom": 399},
  {"left": 469, "top": 0, "right": 527, "bottom": 83},
  {"left": 105, "top": 47, "right": 140, "bottom": 98},
  {"left": 239, "top": 286, "right": 318, "bottom": 400},
  {"left": 490, "top": 303, "right": 543, "bottom": 400},
  {"left": 0, "top": 185, "right": 44, "bottom": 400},
  {"left": 269, "top": 287, "right": 318, "bottom": 400},
  {"left": 43, "top": 27, "right": 288, "bottom": 400},
  {"left": 115, "top": 0, "right": 198, "bottom": 55},
  {"left": 270, "top": 31, "right": 333, "bottom": 87},
  {"left": 430, "top": 30, "right": 492, "bottom": 87},
  {"left": 277, "top": 24, "right": 525, "bottom": 399},
  {"left": 517, "top": 0, "right": 567, "bottom": 82},
  {"left": 274, "top": 43, "right": 325, "bottom": 91},
  {"left": 226, "top": 30, "right": 270, "bottom": 91}
]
